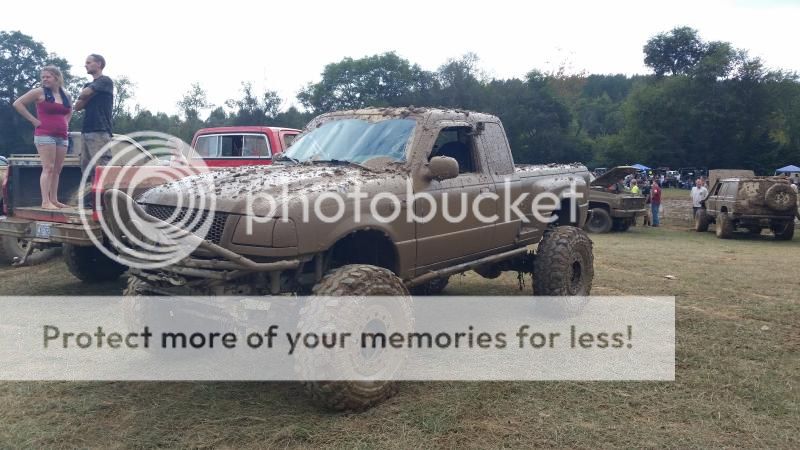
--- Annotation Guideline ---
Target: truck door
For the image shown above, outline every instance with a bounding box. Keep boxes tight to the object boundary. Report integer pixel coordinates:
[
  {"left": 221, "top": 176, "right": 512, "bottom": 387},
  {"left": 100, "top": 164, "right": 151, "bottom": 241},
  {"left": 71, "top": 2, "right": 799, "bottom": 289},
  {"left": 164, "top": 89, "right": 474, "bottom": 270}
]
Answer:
[
  {"left": 414, "top": 124, "right": 498, "bottom": 270},
  {"left": 479, "top": 121, "right": 522, "bottom": 248}
]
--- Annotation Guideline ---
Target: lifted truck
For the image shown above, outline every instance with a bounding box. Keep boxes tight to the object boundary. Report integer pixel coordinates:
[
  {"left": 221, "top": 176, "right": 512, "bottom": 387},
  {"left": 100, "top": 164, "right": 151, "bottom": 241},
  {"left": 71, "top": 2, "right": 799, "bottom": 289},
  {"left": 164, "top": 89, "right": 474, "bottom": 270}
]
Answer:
[
  {"left": 0, "top": 126, "right": 299, "bottom": 280},
  {"left": 112, "top": 107, "right": 595, "bottom": 411}
]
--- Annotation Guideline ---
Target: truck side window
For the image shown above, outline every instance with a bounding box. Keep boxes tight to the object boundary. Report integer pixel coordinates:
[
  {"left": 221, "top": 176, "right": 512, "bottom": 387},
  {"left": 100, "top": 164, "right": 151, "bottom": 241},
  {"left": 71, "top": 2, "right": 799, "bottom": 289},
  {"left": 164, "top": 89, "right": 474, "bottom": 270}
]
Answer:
[
  {"left": 242, "top": 135, "right": 270, "bottom": 157},
  {"left": 282, "top": 133, "right": 297, "bottom": 148},
  {"left": 195, "top": 135, "right": 220, "bottom": 157},
  {"left": 481, "top": 122, "right": 514, "bottom": 175},
  {"left": 429, "top": 127, "right": 476, "bottom": 173}
]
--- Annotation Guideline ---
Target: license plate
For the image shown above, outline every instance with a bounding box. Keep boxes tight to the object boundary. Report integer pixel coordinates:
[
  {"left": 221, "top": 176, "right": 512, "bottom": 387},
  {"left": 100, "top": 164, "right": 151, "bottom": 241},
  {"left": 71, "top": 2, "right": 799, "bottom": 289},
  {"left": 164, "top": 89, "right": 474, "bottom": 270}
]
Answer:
[{"left": 35, "top": 223, "right": 52, "bottom": 238}]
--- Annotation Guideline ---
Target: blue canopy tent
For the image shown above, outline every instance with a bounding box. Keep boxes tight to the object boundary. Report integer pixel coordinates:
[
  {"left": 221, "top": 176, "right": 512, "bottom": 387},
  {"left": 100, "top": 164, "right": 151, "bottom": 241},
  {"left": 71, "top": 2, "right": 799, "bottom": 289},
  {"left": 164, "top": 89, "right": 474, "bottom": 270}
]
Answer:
[
  {"left": 775, "top": 165, "right": 800, "bottom": 173},
  {"left": 631, "top": 163, "right": 651, "bottom": 171}
]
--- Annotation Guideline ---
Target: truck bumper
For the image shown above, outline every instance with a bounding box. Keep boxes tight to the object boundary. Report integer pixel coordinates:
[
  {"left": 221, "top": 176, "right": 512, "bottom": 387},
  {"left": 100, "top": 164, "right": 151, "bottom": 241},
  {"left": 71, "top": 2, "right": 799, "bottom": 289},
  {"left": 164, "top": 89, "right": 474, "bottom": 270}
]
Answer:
[
  {"left": 0, "top": 217, "right": 101, "bottom": 246},
  {"left": 612, "top": 208, "right": 647, "bottom": 218},
  {"left": 103, "top": 190, "right": 302, "bottom": 291}
]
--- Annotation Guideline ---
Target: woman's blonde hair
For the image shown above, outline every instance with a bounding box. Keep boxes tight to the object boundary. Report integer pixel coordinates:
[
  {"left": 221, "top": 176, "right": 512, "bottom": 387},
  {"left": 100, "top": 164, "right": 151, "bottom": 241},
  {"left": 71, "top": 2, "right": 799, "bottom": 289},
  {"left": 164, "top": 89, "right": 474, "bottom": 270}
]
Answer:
[{"left": 41, "top": 65, "right": 64, "bottom": 89}]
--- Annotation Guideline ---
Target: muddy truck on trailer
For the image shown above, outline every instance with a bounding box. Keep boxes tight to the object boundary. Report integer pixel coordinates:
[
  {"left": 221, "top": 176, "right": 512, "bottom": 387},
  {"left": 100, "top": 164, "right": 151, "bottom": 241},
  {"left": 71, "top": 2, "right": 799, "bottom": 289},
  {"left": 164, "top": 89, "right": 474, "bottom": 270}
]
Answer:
[
  {"left": 110, "top": 107, "right": 594, "bottom": 411},
  {"left": 0, "top": 127, "right": 299, "bottom": 278}
]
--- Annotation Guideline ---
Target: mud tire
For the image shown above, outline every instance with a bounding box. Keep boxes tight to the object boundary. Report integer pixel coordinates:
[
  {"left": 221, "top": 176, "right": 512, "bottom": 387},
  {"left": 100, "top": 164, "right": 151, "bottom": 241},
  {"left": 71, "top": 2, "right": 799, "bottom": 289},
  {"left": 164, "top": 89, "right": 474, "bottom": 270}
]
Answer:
[
  {"left": 694, "top": 209, "right": 710, "bottom": 232},
  {"left": 302, "top": 264, "right": 410, "bottom": 411},
  {"left": 612, "top": 219, "right": 631, "bottom": 232},
  {"left": 715, "top": 213, "right": 734, "bottom": 239},
  {"left": 584, "top": 208, "right": 612, "bottom": 233},
  {"left": 533, "top": 226, "right": 594, "bottom": 296},
  {"left": 409, "top": 276, "right": 450, "bottom": 295},
  {"left": 765, "top": 184, "right": 797, "bottom": 211},
  {"left": 122, "top": 276, "right": 155, "bottom": 332},
  {"left": 0, "top": 236, "right": 60, "bottom": 265},
  {"left": 771, "top": 220, "right": 795, "bottom": 241},
  {"left": 63, "top": 244, "right": 126, "bottom": 282}
]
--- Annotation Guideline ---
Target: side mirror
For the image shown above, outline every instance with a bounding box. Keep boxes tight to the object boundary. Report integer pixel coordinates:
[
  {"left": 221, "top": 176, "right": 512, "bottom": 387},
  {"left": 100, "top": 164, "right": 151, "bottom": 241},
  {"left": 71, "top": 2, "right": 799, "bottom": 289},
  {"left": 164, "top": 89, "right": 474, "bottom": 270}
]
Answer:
[{"left": 426, "top": 156, "right": 459, "bottom": 181}]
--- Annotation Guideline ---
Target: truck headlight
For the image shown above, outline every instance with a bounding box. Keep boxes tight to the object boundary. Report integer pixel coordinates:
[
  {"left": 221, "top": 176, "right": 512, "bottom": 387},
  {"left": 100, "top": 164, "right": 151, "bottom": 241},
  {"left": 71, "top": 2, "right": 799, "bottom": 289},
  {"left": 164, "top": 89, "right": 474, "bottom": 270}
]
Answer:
[
  {"left": 231, "top": 218, "right": 274, "bottom": 247},
  {"left": 272, "top": 218, "right": 297, "bottom": 247}
]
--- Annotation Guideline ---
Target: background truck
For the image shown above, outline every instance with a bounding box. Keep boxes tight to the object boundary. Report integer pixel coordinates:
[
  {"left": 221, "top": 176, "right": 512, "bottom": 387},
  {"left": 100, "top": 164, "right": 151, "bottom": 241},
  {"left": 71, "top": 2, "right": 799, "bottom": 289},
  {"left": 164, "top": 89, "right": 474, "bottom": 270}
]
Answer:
[
  {"left": 116, "top": 107, "right": 595, "bottom": 411},
  {"left": 695, "top": 169, "right": 798, "bottom": 240},
  {"left": 0, "top": 126, "right": 299, "bottom": 278},
  {"left": 584, "top": 166, "right": 647, "bottom": 233}
]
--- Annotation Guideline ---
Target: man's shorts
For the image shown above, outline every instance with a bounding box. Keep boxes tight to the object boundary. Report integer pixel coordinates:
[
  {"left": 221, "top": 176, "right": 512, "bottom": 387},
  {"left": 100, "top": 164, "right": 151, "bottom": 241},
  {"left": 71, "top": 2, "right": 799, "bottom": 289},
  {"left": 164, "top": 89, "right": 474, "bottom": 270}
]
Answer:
[
  {"left": 80, "top": 132, "right": 112, "bottom": 175},
  {"left": 33, "top": 135, "right": 69, "bottom": 147}
]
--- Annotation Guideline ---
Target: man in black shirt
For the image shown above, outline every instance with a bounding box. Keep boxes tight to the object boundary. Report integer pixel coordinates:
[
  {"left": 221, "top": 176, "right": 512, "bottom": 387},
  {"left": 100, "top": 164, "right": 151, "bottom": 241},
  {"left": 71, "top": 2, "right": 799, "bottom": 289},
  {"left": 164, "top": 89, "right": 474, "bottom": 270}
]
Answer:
[{"left": 74, "top": 54, "right": 113, "bottom": 186}]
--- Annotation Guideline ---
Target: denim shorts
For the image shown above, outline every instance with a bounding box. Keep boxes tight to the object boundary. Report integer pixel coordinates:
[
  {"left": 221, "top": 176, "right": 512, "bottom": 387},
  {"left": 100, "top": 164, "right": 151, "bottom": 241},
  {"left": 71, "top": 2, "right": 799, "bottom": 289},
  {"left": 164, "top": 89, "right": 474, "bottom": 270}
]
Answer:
[{"left": 34, "top": 135, "right": 68, "bottom": 147}]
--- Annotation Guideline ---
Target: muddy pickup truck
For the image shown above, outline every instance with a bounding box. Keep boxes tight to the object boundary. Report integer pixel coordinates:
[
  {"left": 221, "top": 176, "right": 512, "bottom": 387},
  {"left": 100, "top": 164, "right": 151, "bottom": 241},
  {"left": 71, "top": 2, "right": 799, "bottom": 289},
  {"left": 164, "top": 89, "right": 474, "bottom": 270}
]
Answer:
[
  {"left": 110, "top": 107, "right": 594, "bottom": 411},
  {"left": 695, "top": 169, "right": 798, "bottom": 240},
  {"left": 584, "top": 166, "right": 647, "bottom": 233},
  {"left": 0, "top": 126, "right": 299, "bottom": 279}
]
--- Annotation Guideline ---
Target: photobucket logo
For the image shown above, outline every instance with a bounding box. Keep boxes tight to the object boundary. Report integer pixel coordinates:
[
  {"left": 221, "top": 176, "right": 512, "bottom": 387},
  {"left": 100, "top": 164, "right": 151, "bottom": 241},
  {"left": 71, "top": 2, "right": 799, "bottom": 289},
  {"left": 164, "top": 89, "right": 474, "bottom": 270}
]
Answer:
[
  {"left": 78, "top": 132, "right": 215, "bottom": 270},
  {"left": 241, "top": 177, "right": 584, "bottom": 232}
]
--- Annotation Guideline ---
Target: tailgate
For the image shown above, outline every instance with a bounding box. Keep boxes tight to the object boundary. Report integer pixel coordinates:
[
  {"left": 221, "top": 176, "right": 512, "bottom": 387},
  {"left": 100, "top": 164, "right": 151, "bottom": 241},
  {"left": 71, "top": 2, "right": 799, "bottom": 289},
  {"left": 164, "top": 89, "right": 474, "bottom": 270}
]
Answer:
[{"left": 0, "top": 215, "right": 101, "bottom": 246}]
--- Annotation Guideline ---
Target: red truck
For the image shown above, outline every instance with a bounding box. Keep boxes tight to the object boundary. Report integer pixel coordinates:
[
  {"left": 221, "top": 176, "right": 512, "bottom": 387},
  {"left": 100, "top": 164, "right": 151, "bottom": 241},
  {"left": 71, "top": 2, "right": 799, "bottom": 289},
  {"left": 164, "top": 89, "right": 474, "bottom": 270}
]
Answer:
[{"left": 0, "top": 126, "right": 299, "bottom": 280}]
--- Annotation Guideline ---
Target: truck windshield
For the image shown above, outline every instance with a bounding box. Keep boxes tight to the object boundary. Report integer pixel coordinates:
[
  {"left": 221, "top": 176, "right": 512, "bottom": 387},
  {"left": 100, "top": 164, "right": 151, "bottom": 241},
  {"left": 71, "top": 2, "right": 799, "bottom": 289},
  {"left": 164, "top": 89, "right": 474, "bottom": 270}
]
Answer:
[{"left": 284, "top": 118, "right": 415, "bottom": 163}]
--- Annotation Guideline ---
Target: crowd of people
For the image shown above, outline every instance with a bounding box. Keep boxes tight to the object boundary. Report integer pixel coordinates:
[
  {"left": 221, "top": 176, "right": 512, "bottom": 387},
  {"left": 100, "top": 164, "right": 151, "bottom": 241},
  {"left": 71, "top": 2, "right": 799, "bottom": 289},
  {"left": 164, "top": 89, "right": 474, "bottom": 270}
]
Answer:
[
  {"left": 12, "top": 54, "right": 114, "bottom": 209},
  {"left": 609, "top": 172, "right": 711, "bottom": 227}
]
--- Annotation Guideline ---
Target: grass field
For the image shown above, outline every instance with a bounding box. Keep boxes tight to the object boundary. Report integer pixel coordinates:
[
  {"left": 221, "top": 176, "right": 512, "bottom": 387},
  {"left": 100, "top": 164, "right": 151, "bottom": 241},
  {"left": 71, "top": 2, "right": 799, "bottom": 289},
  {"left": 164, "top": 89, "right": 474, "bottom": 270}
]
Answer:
[{"left": 0, "top": 224, "right": 798, "bottom": 448}]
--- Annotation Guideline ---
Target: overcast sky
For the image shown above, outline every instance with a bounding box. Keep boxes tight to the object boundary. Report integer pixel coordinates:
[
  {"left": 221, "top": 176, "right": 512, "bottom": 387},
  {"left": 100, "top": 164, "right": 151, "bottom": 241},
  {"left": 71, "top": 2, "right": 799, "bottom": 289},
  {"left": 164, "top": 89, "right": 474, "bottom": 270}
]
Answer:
[{"left": 3, "top": 0, "right": 797, "bottom": 116}]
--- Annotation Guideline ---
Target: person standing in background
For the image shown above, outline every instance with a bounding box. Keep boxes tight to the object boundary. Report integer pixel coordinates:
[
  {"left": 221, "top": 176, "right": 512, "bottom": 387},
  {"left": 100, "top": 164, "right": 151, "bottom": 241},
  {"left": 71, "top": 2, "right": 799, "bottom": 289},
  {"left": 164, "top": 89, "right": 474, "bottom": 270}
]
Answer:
[
  {"left": 74, "top": 54, "right": 113, "bottom": 185},
  {"left": 650, "top": 180, "right": 662, "bottom": 227},
  {"left": 690, "top": 178, "right": 708, "bottom": 220}
]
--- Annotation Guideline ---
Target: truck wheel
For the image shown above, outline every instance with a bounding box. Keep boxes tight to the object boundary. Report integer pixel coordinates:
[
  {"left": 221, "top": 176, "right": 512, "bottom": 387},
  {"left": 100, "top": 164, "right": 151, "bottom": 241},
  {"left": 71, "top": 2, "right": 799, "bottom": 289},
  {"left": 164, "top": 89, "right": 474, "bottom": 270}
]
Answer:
[
  {"left": 533, "top": 226, "right": 594, "bottom": 296},
  {"left": 409, "top": 276, "right": 450, "bottom": 295},
  {"left": 0, "top": 237, "right": 60, "bottom": 265},
  {"left": 63, "top": 244, "right": 127, "bottom": 282},
  {"left": 612, "top": 219, "right": 631, "bottom": 232},
  {"left": 584, "top": 208, "right": 612, "bottom": 233},
  {"left": 123, "top": 275, "right": 228, "bottom": 360},
  {"left": 301, "top": 264, "right": 411, "bottom": 411},
  {"left": 771, "top": 220, "right": 795, "bottom": 241},
  {"left": 694, "top": 209, "right": 710, "bottom": 232},
  {"left": 765, "top": 184, "right": 796, "bottom": 211},
  {"left": 715, "top": 213, "right": 734, "bottom": 239}
]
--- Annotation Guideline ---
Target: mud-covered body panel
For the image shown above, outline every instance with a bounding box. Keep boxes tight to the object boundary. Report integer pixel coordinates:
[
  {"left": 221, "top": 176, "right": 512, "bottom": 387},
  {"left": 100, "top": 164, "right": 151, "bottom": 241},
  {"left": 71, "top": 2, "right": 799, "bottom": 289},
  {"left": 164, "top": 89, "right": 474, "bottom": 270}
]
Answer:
[
  {"left": 704, "top": 176, "right": 798, "bottom": 222},
  {"left": 125, "top": 107, "right": 592, "bottom": 285}
]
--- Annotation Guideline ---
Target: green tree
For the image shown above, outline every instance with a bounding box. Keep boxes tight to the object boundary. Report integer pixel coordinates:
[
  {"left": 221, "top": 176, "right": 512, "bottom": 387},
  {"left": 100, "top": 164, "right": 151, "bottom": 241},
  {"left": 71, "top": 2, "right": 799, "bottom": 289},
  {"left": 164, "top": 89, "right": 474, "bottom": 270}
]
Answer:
[
  {"left": 225, "top": 82, "right": 281, "bottom": 125},
  {"left": 297, "top": 52, "right": 435, "bottom": 113},
  {"left": 174, "top": 83, "right": 210, "bottom": 141},
  {"left": 0, "top": 31, "right": 72, "bottom": 153},
  {"left": 643, "top": 26, "right": 706, "bottom": 77}
]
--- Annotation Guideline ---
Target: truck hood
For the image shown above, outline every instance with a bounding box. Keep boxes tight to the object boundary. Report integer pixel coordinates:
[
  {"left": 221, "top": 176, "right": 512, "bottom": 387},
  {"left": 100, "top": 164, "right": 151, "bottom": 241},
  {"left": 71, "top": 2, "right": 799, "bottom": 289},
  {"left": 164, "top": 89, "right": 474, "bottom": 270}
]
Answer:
[
  {"left": 137, "top": 163, "right": 403, "bottom": 215},
  {"left": 590, "top": 166, "right": 639, "bottom": 187}
]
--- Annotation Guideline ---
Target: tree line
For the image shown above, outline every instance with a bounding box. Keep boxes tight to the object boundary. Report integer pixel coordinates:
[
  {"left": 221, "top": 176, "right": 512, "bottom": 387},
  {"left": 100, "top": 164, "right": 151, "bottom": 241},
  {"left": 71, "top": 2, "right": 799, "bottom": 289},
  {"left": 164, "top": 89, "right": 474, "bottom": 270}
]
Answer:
[{"left": 2, "top": 27, "right": 799, "bottom": 173}]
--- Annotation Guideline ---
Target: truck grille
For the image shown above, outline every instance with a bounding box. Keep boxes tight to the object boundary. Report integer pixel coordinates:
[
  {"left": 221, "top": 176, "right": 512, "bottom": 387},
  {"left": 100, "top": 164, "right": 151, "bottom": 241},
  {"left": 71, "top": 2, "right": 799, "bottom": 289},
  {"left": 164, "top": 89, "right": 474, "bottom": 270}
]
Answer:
[
  {"left": 623, "top": 197, "right": 646, "bottom": 209},
  {"left": 143, "top": 205, "right": 228, "bottom": 244}
]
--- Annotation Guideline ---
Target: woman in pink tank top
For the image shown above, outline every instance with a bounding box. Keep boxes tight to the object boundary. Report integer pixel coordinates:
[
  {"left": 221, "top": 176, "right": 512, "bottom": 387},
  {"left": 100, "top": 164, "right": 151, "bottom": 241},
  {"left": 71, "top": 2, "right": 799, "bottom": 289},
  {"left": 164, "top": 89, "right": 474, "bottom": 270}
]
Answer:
[{"left": 13, "top": 66, "right": 72, "bottom": 209}]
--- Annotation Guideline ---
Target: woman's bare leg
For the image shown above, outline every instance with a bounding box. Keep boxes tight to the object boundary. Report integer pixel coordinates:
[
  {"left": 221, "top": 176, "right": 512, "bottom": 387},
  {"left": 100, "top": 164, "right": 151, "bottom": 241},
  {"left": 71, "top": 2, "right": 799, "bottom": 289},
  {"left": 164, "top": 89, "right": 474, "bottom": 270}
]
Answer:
[
  {"left": 36, "top": 143, "right": 58, "bottom": 209},
  {"left": 51, "top": 145, "right": 68, "bottom": 208}
]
